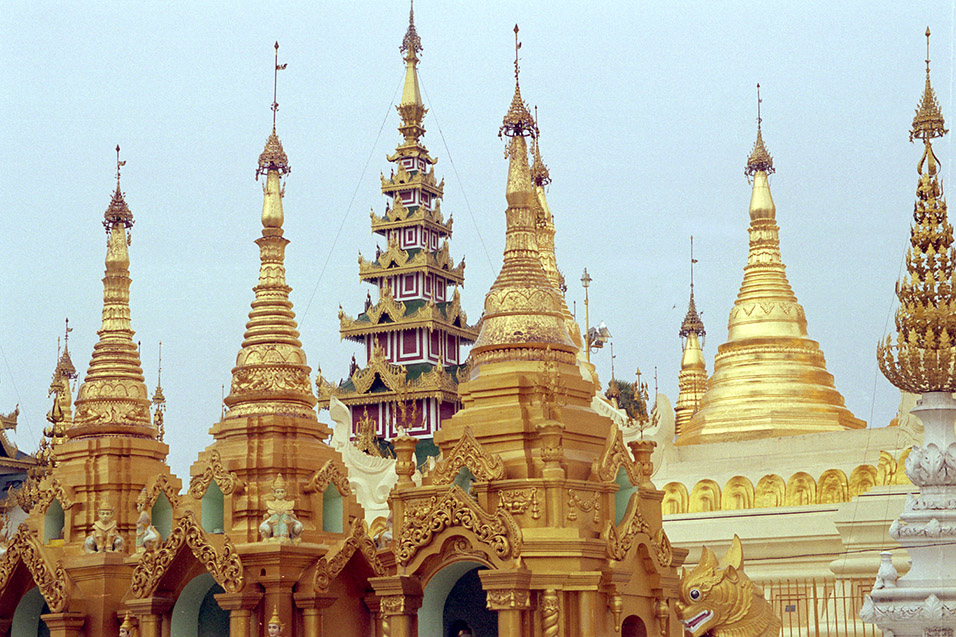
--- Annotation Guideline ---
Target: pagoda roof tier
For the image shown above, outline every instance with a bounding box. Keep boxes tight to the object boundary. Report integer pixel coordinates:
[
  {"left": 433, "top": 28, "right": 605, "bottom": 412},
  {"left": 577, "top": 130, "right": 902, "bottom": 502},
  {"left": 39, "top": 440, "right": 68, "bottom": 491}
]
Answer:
[
  {"left": 381, "top": 163, "right": 444, "bottom": 198},
  {"left": 315, "top": 346, "right": 463, "bottom": 407},
  {"left": 358, "top": 238, "right": 464, "bottom": 284},
  {"left": 339, "top": 288, "right": 478, "bottom": 343},
  {"left": 386, "top": 142, "right": 436, "bottom": 164},
  {"left": 370, "top": 199, "right": 452, "bottom": 236}
]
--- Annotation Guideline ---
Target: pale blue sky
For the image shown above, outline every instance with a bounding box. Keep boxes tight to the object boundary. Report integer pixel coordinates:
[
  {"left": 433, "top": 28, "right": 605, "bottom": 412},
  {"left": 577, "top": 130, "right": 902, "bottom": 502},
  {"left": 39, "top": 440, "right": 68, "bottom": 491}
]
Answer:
[{"left": 1, "top": 1, "right": 953, "bottom": 479}]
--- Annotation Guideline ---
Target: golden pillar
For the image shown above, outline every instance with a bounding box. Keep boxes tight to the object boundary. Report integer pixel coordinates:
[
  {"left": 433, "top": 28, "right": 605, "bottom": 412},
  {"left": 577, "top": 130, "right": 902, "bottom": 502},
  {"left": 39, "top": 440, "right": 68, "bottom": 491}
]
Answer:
[
  {"left": 40, "top": 613, "right": 85, "bottom": 637},
  {"left": 215, "top": 590, "right": 262, "bottom": 637},
  {"left": 481, "top": 570, "right": 532, "bottom": 637},
  {"left": 125, "top": 597, "right": 173, "bottom": 637},
  {"left": 369, "top": 576, "right": 422, "bottom": 637},
  {"left": 293, "top": 592, "right": 336, "bottom": 637}
]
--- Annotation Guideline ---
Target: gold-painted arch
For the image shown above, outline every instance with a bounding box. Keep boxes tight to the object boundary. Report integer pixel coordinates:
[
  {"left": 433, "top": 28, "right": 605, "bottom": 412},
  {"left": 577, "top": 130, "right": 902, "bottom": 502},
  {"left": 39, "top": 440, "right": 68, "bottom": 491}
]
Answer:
[
  {"left": 721, "top": 476, "right": 754, "bottom": 510},
  {"left": 755, "top": 474, "right": 785, "bottom": 508},
  {"left": 661, "top": 482, "right": 688, "bottom": 515},
  {"left": 689, "top": 479, "right": 721, "bottom": 513}
]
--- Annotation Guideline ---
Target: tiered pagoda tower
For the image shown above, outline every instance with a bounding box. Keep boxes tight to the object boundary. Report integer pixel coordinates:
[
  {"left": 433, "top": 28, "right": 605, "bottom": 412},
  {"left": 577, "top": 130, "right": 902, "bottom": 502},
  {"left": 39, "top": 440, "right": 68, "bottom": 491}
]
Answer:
[
  {"left": 323, "top": 6, "right": 478, "bottom": 439},
  {"left": 676, "top": 92, "right": 865, "bottom": 445}
]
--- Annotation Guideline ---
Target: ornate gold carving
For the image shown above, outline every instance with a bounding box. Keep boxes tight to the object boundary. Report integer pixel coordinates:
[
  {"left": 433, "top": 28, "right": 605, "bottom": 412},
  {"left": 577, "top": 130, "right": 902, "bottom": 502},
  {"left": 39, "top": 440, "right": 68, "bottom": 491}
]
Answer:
[
  {"left": 140, "top": 474, "right": 180, "bottom": 508},
  {"left": 541, "top": 589, "right": 559, "bottom": 637},
  {"left": 395, "top": 486, "right": 521, "bottom": 566},
  {"left": 0, "top": 526, "right": 69, "bottom": 612},
  {"left": 188, "top": 450, "right": 244, "bottom": 499},
  {"left": 431, "top": 427, "right": 505, "bottom": 484},
  {"left": 497, "top": 488, "right": 540, "bottom": 520},
  {"left": 486, "top": 588, "right": 530, "bottom": 610},
  {"left": 605, "top": 494, "right": 651, "bottom": 561},
  {"left": 654, "top": 528, "right": 673, "bottom": 568},
  {"left": 257, "top": 130, "right": 290, "bottom": 178},
  {"left": 608, "top": 592, "right": 624, "bottom": 631},
  {"left": 131, "top": 511, "right": 243, "bottom": 598},
  {"left": 314, "top": 518, "right": 386, "bottom": 591},
  {"left": 380, "top": 595, "right": 407, "bottom": 616},
  {"left": 677, "top": 535, "right": 779, "bottom": 637},
  {"left": 594, "top": 427, "right": 642, "bottom": 485},
  {"left": 566, "top": 489, "right": 601, "bottom": 525},
  {"left": 303, "top": 459, "right": 353, "bottom": 496}
]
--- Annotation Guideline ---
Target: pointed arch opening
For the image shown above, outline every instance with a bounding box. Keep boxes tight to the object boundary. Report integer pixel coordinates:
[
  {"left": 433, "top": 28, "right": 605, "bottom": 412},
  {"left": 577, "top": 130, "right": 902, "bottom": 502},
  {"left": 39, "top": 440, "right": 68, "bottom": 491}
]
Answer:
[
  {"left": 322, "top": 485, "right": 344, "bottom": 534},
  {"left": 170, "top": 573, "right": 228, "bottom": 637},
  {"left": 42, "top": 499, "right": 64, "bottom": 545},
  {"left": 201, "top": 482, "right": 224, "bottom": 534},
  {"left": 151, "top": 492, "right": 172, "bottom": 539},
  {"left": 420, "top": 561, "right": 494, "bottom": 637},
  {"left": 11, "top": 587, "right": 49, "bottom": 637}
]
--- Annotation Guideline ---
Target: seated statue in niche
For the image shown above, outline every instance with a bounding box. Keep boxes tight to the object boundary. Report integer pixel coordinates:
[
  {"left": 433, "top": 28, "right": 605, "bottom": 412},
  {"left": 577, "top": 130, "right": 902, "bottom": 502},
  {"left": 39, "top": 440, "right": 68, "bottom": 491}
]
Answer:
[
  {"left": 267, "top": 606, "right": 284, "bottom": 636},
  {"left": 84, "top": 501, "right": 124, "bottom": 553},
  {"left": 259, "top": 474, "right": 303, "bottom": 543},
  {"left": 135, "top": 487, "right": 161, "bottom": 553}
]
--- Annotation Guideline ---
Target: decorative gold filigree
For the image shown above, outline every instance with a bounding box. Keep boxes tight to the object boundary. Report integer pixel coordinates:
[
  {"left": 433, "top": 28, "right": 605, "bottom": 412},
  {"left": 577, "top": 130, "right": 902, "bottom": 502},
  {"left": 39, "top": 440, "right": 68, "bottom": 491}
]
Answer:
[
  {"left": 303, "top": 459, "right": 353, "bottom": 496},
  {"left": 0, "top": 526, "right": 69, "bottom": 612},
  {"left": 541, "top": 589, "right": 559, "bottom": 637},
  {"left": 605, "top": 494, "right": 651, "bottom": 561},
  {"left": 314, "top": 517, "right": 386, "bottom": 591},
  {"left": 140, "top": 474, "right": 180, "bottom": 509},
  {"left": 431, "top": 427, "right": 505, "bottom": 484},
  {"left": 395, "top": 486, "right": 520, "bottom": 566},
  {"left": 486, "top": 588, "right": 530, "bottom": 610},
  {"left": 497, "top": 488, "right": 540, "bottom": 519},
  {"left": 594, "top": 427, "right": 642, "bottom": 485},
  {"left": 189, "top": 450, "right": 244, "bottom": 499},
  {"left": 567, "top": 489, "right": 601, "bottom": 525},
  {"left": 131, "top": 511, "right": 244, "bottom": 598}
]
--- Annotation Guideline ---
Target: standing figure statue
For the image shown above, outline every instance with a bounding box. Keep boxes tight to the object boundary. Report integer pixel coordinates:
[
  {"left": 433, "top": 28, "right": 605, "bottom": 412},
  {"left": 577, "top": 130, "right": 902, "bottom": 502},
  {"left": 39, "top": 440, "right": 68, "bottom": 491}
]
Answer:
[
  {"left": 259, "top": 474, "right": 303, "bottom": 542},
  {"left": 267, "top": 606, "right": 284, "bottom": 636},
  {"left": 135, "top": 488, "right": 161, "bottom": 553},
  {"left": 84, "top": 501, "right": 124, "bottom": 553}
]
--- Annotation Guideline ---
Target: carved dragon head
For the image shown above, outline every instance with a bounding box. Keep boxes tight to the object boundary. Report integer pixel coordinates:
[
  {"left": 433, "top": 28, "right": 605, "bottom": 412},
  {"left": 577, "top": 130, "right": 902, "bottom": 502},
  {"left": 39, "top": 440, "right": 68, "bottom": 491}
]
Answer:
[{"left": 678, "top": 535, "right": 774, "bottom": 636}]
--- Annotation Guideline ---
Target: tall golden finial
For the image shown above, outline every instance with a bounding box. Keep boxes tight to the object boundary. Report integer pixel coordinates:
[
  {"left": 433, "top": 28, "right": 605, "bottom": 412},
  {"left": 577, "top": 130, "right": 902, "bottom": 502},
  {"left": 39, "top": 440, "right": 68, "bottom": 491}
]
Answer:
[
  {"left": 500, "top": 25, "right": 536, "bottom": 139},
  {"left": 745, "top": 84, "right": 774, "bottom": 178},
  {"left": 258, "top": 43, "right": 290, "bottom": 181},
  {"left": 531, "top": 106, "right": 551, "bottom": 186},
  {"left": 152, "top": 341, "right": 165, "bottom": 406},
  {"left": 401, "top": 0, "right": 422, "bottom": 58},
  {"left": 878, "top": 29, "right": 956, "bottom": 393},
  {"left": 271, "top": 41, "right": 288, "bottom": 132},
  {"left": 104, "top": 145, "right": 134, "bottom": 234},
  {"left": 680, "top": 236, "right": 705, "bottom": 341}
]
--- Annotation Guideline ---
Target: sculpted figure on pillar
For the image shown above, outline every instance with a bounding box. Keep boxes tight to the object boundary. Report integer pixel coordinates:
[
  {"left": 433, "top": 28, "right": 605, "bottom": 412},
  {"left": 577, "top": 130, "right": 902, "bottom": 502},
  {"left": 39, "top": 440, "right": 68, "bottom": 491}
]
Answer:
[
  {"left": 84, "top": 501, "right": 124, "bottom": 553},
  {"left": 134, "top": 487, "right": 161, "bottom": 553},
  {"left": 259, "top": 474, "right": 303, "bottom": 542}
]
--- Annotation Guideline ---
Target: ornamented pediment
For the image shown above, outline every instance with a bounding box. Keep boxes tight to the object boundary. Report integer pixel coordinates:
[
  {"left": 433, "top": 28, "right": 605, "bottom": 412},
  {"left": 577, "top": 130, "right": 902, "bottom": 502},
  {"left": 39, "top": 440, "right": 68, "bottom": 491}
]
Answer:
[
  {"left": 23, "top": 477, "right": 75, "bottom": 515},
  {"left": 141, "top": 474, "right": 180, "bottom": 509},
  {"left": 130, "top": 510, "right": 243, "bottom": 598},
  {"left": 593, "top": 427, "right": 642, "bottom": 485},
  {"left": 188, "top": 450, "right": 245, "bottom": 499},
  {"left": 313, "top": 517, "right": 385, "bottom": 590},
  {"left": 604, "top": 493, "right": 672, "bottom": 568},
  {"left": 350, "top": 347, "right": 407, "bottom": 395},
  {"left": 431, "top": 427, "right": 505, "bottom": 484},
  {"left": 395, "top": 485, "right": 520, "bottom": 566},
  {"left": 0, "top": 526, "right": 69, "bottom": 612},
  {"left": 303, "top": 459, "right": 353, "bottom": 497},
  {"left": 365, "top": 285, "right": 407, "bottom": 325}
]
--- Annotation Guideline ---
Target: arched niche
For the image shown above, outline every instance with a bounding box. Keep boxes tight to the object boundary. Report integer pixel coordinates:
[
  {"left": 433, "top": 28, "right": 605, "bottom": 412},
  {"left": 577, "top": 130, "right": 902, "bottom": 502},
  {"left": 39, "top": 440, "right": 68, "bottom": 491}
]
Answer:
[
  {"left": 661, "top": 483, "right": 688, "bottom": 515},
  {"left": 849, "top": 465, "right": 878, "bottom": 499},
  {"left": 622, "top": 614, "right": 648, "bottom": 637},
  {"left": 11, "top": 587, "right": 49, "bottom": 637},
  {"left": 689, "top": 480, "right": 720, "bottom": 513},
  {"left": 201, "top": 482, "right": 224, "bottom": 534},
  {"left": 785, "top": 472, "right": 816, "bottom": 507},
  {"left": 322, "top": 485, "right": 344, "bottom": 534},
  {"left": 443, "top": 567, "right": 497, "bottom": 637},
  {"left": 615, "top": 467, "right": 637, "bottom": 524},
  {"left": 876, "top": 450, "right": 897, "bottom": 485},
  {"left": 817, "top": 469, "right": 848, "bottom": 504},
  {"left": 170, "top": 573, "right": 228, "bottom": 637},
  {"left": 420, "top": 560, "right": 489, "bottom": 637},
  {"left": 721, "top": 476, "right": 754, "bottom": 510},
  {"left": 754, "top": 475, "right": 785, "bottom": 508},
  {"left": 151, "top": 492, "right": 172, "bottom": 539},
  {"left": 43, "top": 499, "right": 64, "bottom": 544}
]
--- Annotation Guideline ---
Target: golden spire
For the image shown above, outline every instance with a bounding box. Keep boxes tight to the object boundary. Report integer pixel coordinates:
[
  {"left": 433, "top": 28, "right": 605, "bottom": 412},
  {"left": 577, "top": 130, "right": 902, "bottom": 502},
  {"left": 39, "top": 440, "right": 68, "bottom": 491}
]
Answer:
[
  {"left": 679, "top": 237, "right": 706, "bottom": 341},
  {"left": 879, "top": 29, "right": 956, "bottom": 393},
  {"left": 47, "top": 318, "right": 78, "bottom": 425},
  {"left": 257, "top": 43, "right": 290, "bottom": 181},
  {"left": 530, "top": 108, "right": 562, "bottom": 292},
  {"left": 470, "top": 26, "right": 575, "bottom": 366},
  {"left": 151, "top": 341, "right": 165, "bottom": 406},
  {"left": 71, "top": 147, "right": 154, "bottom": 438},
  {"left": 397, "top": 0, "right": 427, "bottom": 145},
  {"left": 678, "top": 96, "right": 863, "bottom": 444},
  {"left": 531, "top": 106, "right": 551, "bottom": 187},
  {"left": 745, "top": 84, "right": 774, "bottom": 179},
  {"left": 224, "top": 45, "right": 317, "bottom": 419}
]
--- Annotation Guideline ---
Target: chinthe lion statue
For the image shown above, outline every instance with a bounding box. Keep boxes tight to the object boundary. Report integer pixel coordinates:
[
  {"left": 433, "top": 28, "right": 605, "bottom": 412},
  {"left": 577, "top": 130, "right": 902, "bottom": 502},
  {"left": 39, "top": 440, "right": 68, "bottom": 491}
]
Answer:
[{"left": 677, "top": 535, "right": 781, "bottom": 637}]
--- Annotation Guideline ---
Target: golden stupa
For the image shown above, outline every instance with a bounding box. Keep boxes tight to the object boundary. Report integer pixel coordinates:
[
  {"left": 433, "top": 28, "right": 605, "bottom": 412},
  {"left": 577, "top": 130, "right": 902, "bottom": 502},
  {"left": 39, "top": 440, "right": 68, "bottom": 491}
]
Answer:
[{"left": 677, "top": 93, "right": 865, "bottom": 445}]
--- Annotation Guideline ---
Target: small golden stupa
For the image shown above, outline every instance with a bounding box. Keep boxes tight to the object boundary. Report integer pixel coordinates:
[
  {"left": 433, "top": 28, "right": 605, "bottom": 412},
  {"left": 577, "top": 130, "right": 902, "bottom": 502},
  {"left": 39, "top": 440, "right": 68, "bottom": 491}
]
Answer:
[{"left": 677, "top": 88, "right": 865, "bottom": 444}]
